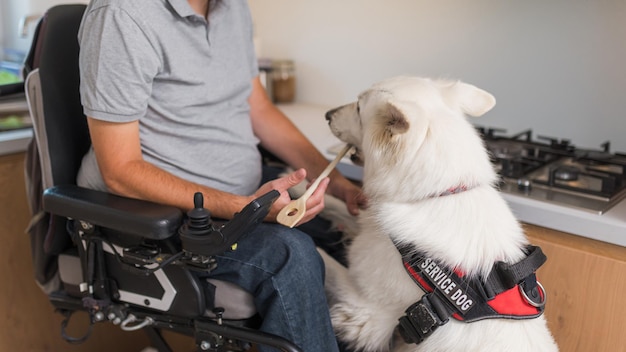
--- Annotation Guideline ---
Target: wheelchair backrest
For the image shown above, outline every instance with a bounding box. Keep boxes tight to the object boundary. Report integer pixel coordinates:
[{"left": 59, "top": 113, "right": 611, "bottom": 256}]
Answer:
[
  {"left": 25, "top": 4, "right": 90, "bottom": 186},
  {"left": 24, "top": 4, "right": 89, "bottom": 292}
]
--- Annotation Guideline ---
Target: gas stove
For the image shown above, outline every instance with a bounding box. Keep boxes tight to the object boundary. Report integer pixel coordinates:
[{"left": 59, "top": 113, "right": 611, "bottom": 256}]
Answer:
[{"left": 477, "top": 127, "right": 626, "bottom": 214}]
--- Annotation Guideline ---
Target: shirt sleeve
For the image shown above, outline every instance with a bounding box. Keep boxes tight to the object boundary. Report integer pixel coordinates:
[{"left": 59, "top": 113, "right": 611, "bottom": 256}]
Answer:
[{"left": 78, "top": 5, "right": 160, "bottom": 122}]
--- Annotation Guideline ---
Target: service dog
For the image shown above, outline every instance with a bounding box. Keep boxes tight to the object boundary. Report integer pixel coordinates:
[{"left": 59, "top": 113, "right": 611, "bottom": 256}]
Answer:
[{"left": 320, "top": 76, "right": 558, "bottom": 351}]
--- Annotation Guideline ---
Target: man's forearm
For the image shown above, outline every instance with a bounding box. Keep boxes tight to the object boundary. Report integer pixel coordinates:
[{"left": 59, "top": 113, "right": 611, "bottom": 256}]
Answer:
[{"left": 103, "top": 159, "right": 251, "bottom": 217}]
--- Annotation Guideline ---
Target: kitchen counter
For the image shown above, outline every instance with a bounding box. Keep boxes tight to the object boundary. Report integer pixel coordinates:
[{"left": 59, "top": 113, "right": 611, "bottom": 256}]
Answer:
[
  {"left": 278, "top": 102, "right": 626, "bottom": 248},
  {"left": 0, "top": 128, "right": 33, "bottom": 155}
]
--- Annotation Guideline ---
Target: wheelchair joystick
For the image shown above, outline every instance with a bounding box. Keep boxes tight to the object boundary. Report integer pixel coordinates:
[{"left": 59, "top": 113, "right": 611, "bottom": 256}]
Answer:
[
  {"left": 185, "top": 192, "right": 213, "bottom": 236},
  {"left": 180, "top": 190, "right": 280, "bottom": 258},
  {"left": 179, "top": 192, "right": 226, "bottom": 261}
]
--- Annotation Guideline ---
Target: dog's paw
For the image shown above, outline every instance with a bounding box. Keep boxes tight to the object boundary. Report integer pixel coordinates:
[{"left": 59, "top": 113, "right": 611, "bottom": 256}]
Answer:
[
  {"left": 319, "top": 193, "right": 360, "bottom": 239},
  {"left": 331, "top": 302, "right": 393, "bottom": 352}
]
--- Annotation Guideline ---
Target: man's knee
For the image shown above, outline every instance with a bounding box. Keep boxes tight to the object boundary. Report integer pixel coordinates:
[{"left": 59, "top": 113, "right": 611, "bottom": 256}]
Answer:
[{"left": 256, "top": 224, "right": 324, "bottom": 274}]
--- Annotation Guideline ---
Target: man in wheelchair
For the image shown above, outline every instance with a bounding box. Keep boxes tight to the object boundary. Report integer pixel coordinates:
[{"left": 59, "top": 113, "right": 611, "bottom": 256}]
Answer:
[{"left": 24, "top": 1, "right": 365, "bottom": 351}]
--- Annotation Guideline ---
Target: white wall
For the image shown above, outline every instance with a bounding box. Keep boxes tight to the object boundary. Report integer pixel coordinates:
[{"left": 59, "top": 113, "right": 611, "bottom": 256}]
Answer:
[
  {"left": 249, "top": 0, "right": 626, "bottom": 152},
  {"left": 1, "top": 0, "right": 89, "bottom": 57}
]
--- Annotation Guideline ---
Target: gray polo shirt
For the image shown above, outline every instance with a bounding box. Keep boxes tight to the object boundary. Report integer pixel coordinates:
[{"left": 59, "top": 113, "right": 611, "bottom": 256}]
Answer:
[{"left": 76, "top": 0, "right": 262, "bottom": 196}]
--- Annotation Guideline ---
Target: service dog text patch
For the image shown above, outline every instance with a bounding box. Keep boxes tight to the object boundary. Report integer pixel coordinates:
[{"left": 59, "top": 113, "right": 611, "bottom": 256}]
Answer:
[{"left": 414, "top": 257, "right": 475, "bottom": 312}]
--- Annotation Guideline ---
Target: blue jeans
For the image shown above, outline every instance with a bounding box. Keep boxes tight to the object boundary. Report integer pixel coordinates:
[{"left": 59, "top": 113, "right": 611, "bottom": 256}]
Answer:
[{"left": 208, "top": 223, "right": 340, "bottom": 352}]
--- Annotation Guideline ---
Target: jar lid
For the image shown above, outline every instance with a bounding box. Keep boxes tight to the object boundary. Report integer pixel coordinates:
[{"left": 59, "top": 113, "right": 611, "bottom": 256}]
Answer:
[{"left": 272, "top": 59, "right": 294, "bottom": 69}]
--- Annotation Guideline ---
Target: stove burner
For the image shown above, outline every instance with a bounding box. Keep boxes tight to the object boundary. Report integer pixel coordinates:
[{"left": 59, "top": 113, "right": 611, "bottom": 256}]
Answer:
[
  {"left": 477, "top": 126, "right": 626, "bottom": 213},
  {"left": 487, "top": 141, "right": 524, "bottom": 159},
  {"left": 533, "top": 158, "right": 625, "bottom": 198},
  {"left": 485, "top": 135, "right": 566, "bottom": 179},
  {"left": 553, "top": 165, "right": 580, "bottom": 181}
]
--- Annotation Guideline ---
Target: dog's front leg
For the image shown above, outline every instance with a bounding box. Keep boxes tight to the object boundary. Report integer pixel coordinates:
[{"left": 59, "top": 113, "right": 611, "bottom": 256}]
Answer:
[
  {"left": 318, "top": 248, "right": 398, "bottom": 352},
  {"left": 317, "top": 247, "right": 351, "bottom": 307}
]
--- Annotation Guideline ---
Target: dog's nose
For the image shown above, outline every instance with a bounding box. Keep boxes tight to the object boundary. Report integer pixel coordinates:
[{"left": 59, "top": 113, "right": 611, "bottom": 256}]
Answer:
[{"left": 325, "top": 107, "right": 338, "bottom": 122}]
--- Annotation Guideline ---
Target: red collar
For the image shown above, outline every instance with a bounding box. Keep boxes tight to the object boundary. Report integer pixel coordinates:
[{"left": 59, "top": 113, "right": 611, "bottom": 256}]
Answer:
[
  {"left": 439, "top": 185, "right": 471, "bottom": 196},
  {"left": 432, "top": 184, "right": 475, "bottom": 198}
]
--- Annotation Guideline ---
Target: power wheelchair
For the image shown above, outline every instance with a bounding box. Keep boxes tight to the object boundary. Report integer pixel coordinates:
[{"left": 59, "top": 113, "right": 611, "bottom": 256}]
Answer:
[{"left": 24, "top": 4, "right": 302, "bottom": 352}]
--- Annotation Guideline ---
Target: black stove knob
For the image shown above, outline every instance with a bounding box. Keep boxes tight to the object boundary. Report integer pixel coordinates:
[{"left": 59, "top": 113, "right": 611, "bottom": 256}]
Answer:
[{"left": 517, "top": 178, "right": 532, "bottom": 193}]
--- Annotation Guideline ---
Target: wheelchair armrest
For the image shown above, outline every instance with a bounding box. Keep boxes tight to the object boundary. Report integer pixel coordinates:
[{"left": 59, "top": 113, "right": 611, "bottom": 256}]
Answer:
[{"left": 43, "top": 185, "right": 183, "bottom": 240}]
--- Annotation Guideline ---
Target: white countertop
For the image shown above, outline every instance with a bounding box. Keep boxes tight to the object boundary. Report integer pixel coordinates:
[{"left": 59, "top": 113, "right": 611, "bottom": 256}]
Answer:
[
  {"left": 0, "top": 128, "right": 32, "bottom": 156},
  {"left": 278, "top": 102, "right": 626, "bottom": 248}
]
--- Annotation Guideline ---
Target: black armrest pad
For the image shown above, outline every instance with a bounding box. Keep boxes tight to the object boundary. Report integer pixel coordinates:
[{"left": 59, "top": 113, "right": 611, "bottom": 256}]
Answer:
[{"left": 43, "top": 185, "right": 183, "bottom": 240}]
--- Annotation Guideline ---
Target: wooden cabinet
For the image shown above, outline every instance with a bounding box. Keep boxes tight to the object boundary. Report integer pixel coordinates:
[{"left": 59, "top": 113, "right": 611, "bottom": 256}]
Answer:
[{"left": 525, "top": 223, "right": 626, "bottom": 352}]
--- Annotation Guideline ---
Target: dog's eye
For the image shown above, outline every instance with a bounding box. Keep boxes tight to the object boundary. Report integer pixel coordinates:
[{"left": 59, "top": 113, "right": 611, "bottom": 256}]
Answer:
[{"left": 356, "top": 103, "right": 360, "bottom": 114}]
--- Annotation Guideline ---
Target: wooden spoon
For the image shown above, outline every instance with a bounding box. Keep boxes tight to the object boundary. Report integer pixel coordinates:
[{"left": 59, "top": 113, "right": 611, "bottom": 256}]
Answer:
[{"left": 276, "top": 144, "right": 354, "bottom": 228}]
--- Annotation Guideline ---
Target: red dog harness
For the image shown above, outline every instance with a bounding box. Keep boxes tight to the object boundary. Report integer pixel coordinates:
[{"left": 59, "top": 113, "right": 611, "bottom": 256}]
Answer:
[{"left": 395, "top": 242, "right": 547, "bottom": 345}]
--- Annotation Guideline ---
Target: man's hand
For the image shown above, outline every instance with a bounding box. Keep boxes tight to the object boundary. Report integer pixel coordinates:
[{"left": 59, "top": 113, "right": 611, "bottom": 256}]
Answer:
[
  {"left": 253, "top": 168, "right": 329, "bottom": 225},
  {"left": 328, "top": 175, "right": 368, "bottom": 216}
]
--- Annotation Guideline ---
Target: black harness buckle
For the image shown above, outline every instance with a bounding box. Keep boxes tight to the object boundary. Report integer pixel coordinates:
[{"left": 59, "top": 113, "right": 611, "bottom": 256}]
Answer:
[{"left": 397, "top": 293, "right": 448, "bottom": 344}]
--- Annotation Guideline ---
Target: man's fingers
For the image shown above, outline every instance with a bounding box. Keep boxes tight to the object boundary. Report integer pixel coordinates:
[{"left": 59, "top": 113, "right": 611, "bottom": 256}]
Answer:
[{"left": 279, "top": 168, "right": 307, "bottom": 190}]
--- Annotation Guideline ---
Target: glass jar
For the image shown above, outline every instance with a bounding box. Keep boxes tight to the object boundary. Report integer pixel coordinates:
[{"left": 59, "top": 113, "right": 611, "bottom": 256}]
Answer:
[{"left": 271, "top": 60, "right": 296, "bottom": 103}]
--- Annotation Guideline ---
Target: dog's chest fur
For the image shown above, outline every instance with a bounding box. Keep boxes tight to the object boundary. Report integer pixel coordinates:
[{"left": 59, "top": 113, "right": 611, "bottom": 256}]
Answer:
[{"left": 342, "top": 196, "right": 555, "bottom": 351}]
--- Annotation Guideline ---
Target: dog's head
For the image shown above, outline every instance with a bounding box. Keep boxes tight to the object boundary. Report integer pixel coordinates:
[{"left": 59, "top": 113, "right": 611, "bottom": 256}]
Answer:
[{"left": 326, "top": 76, "right": 498, "bottom": 201}]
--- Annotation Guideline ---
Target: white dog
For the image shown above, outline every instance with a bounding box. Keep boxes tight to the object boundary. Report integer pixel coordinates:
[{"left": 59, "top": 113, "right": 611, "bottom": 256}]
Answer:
[{"left": 320, "top": 76, "right": 558, "bottom": 352}]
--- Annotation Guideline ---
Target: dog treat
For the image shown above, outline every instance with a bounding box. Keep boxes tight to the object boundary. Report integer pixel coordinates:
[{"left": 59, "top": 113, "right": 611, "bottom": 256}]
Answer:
[{"left": 277, "top": 144, "right": 353, "bottom": 228}]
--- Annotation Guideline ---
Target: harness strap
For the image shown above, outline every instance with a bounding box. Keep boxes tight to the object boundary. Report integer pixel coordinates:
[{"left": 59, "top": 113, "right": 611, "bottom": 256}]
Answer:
[
  {"left": 484, "top": 246, "right": 546, "bottom": 299},
  {"left": 394, "top": 242, "right": 547, "bottom": 345}
]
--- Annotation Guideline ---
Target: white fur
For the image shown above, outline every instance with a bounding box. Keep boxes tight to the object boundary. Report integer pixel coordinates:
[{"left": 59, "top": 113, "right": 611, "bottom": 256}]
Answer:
[{"left": 322, "top": 76, "right": 558, "bottom": 351}]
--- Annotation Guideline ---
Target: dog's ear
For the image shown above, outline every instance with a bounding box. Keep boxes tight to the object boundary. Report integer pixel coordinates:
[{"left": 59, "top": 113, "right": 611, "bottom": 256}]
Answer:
[
  {"left": 381, "top": 102, "right": 410, "bottom": 135},
  {"left": 445, "top": 81, "right": 496, "bottom": 117}
]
